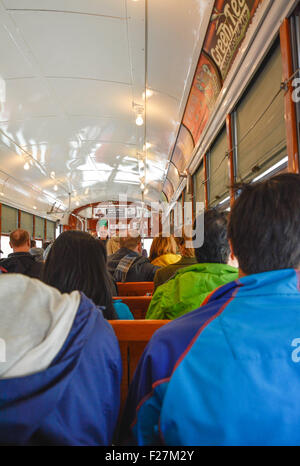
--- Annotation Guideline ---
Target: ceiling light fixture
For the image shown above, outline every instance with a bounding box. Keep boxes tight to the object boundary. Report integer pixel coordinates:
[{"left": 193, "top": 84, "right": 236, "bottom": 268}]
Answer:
[
  {"left": 136, "top": 115, "right": 144, "bottom": 126},
  {"left": 23, "top": 162, "right": 30, "bottom": 170},
  {"left": 133, "top": 103, "right": 144, "bottom": 126},
  {"left": 54, "top": 184, "right": 58, "bottom": 191}
]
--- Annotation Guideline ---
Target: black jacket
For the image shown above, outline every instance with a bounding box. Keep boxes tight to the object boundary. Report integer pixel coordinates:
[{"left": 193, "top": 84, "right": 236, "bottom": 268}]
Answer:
[
  {"left": 0, "top": 252, "right": 43, "bottom": 279},
  {"left": 107, "top": 247, "right": 159, "bottom": 283}
]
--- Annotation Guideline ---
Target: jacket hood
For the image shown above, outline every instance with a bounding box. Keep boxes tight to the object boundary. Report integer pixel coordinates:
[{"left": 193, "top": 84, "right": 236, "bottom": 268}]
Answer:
[
  {"left": 146, "top": 262, "right": 238, "bottom": 320},
  {"left": 0, "top": 274, "right": 116, "bottom": 445},
  {"left": 174, "top": 262, "right": 238, "bottom": 276},
  {"left": 151, "top": 254, "right": 181, "bottom": 267},
  {"left": 0, "top": 274, "right": 80, "bottom": 378}
]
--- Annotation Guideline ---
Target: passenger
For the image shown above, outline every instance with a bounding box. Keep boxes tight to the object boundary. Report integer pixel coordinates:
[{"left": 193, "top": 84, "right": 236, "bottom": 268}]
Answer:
[
  {"left": 43, "top": 242, "right": 52, "bottom": 261},
  {"left": 107, "top": 232, "right": 159, "bottom": 282},
  {"left": 153, "top": 233, "right": 197, "bottom": 289},
  {"left": 146, "top": 210, "right": 238, "bottom": 319},
  {"left": 29, "top": 239, "right": 44, "bottom": 262},
  {"left": 0, "top": 273, "right": 121, "bottom": 445},
  {"left": 148, "top": 234, "right": 181, "bottom": 267},
  {"left": 119, "top": 173, "right": 300, "bottom": 446},
  {"left": 42, "top": 241, "right": 51, "bottom": 251},
  {"left": 42, "top": 230, "right": 123, "bottom": 320},
  {"left": 0, "top": 229, "right": 43, "bottom": 279},
  {"left": 106, "top": 235, "right": 120, "bottom": 256}
]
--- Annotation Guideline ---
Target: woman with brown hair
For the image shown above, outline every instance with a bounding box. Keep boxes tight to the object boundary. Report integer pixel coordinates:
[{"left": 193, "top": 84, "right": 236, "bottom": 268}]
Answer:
[{"left": 149, "top": 234, "right": 181, "bottom": 267}]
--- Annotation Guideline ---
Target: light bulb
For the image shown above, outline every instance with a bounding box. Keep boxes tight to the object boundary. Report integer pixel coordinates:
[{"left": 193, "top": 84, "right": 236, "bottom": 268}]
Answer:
[
  {"left": 54, "top": 184, "right": 58, "bottom": 191},
  {"left": 33, "top": 206, "right": 37, "bottom": 210},
  {"left": 140, "top": 183, "right": 145, "bottom": 190},
  {"left": 136, "top": 115, "right": 144, "bottom": 126},
  {"left": 76, "top": 201, "right": 79, "bottom": 206},
  {"left": 50, "top": 171, "right": 55, "bottom": 179},
  {"left": 24, "top": 162, "right": 30, "bottom": 170}
]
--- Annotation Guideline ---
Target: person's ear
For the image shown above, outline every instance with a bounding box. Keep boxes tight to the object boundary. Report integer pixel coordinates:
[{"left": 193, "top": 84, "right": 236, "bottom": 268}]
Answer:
[
  {"left": 229, "top": 239, "right": 235, "bottom": 261},
  {"left": 228, "top": 239, "right": 239, "bottom": 268},
  {"left": 137, "top": 243, "right": 142, "bottom": 254}
]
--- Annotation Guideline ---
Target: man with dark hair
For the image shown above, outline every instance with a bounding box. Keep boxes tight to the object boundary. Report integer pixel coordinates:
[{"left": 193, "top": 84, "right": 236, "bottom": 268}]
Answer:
[
  {"left": 0, "top": 229, "right": 43, "bottom": 278},
  {"left": 119, "top": 173, "right": 300, "bottom": 446},
  {"left": 107, "top": 232, "right": 159, "bottom": 283},
  {"left": 146, "top": 209, "right": 238, "bottom": 319}
]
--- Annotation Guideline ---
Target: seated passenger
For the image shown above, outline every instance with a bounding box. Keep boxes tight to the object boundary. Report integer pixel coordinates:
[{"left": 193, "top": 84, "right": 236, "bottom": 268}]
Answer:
[
  {"left": 153, "top": 233, "right": 197, "bottom": 289},
  {"left": 149, "top": 234, "right": 181, "bottom": 267},
  {"left": 119, "top": 173, "right": 300, "bottom": 446},
  {"left": 42, "top": 230, "right": 129, "bottom": 320},
  {"left": 106, "top": 235, "right": 120, "bottom": 256},
  {"left": 0, "top": 229, "right": 43, "bottom": 279},
  {"left": 146, "top": 210, "right": 238, "bottom": 320},
  {"left": 107, "top": 233, "right": 159, "bottom": 282},
  {"left": 29, "top": 239, "right": 44, "bottom": 262},
  {"left": 0, "top": 273, "right": 121, "bottom": 445}
]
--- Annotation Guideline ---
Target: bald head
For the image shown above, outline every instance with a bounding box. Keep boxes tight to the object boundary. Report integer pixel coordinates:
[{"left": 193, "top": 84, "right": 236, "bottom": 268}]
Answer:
[{"left": 10, "top": 229, "right": 30, "bottom": 252}]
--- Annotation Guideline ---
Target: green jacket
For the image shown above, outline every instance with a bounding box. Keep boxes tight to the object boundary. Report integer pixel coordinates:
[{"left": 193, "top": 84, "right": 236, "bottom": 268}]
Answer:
[{"left": 146, "top": 263, "right": 238, "bottom": 320}]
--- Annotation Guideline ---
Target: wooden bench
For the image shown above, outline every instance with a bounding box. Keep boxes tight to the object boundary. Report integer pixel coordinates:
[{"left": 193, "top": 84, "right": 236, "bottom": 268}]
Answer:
[
  {"left": 113, "top": 295, "right": 152, "bottom": 319},
  {"left": 116, "top": 281, "right": 154, "bottom": 296},
  {"left": 109, "top": 319, "right": 170, "bottom": 417}
]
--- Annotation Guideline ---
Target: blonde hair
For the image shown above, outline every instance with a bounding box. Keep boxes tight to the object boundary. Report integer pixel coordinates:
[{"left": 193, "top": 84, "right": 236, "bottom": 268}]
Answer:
[
  {"left": 106, "top": 236, "right": 120, "bottom": 255},
  {"left": 149, "top": 235, "right": 177, "bottom": 263}
]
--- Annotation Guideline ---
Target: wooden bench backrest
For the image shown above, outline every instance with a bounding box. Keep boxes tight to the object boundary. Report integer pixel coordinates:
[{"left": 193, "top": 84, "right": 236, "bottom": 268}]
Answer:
[
  {"left": 113, "top": 295, "right": 152, "bottom": 319},
  {"left": 116, "top": 281, "right": 154, "bottom": 296},
  {"left": 109, "top": 320, "right": 170, "bottom": 415}
]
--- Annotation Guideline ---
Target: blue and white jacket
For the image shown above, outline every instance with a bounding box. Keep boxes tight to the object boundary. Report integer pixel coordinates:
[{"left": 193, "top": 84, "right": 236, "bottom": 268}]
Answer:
[
  {"left": 0, "top": 274, "right": 122, "bottom": 446},
  {"left": 119, "top": 269, "right": 300, "bottom": 446}
]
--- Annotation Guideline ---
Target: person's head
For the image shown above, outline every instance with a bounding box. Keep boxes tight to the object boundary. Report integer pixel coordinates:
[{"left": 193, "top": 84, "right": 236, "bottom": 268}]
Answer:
[
  {"left": 119, "top": 233, "right": 142, "bottom": 254},
  {"left": 175, "top": 233, "right": 195, "bottom": 258},
  {"left": 228, "top": 173, "right": 300, "bottom": 276},
  {"left": 30, "top": 239, "right": 36, "bottom": 248},
  {"left": 107, "top": 236, "right": 120, "bottom": 255},
  {"left": 42, "top": 230, "right": 114, "bottom": 311},
  {"left": 9, "top": 229, "right": 30, "bottom": 252},
  {"left": 149, "top": 234, "right": 177, "bottom": 263},
  {"left": 193, "top": 209, "right": 230, "bottom": 264}
]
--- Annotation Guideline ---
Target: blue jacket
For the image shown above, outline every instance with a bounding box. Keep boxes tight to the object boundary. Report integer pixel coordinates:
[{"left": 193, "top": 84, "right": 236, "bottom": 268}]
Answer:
[
  {"left": 119, "top": 269, "right": 300, "bottom": 446},
  {"left": 0, "top": 292, "right": 122, "bottom": 446}
]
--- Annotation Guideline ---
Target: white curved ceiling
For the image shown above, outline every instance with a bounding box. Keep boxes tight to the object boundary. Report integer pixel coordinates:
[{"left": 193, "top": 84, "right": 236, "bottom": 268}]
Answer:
[{"left": 0, "top": 0, "right": 214, "bottom": 219}]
